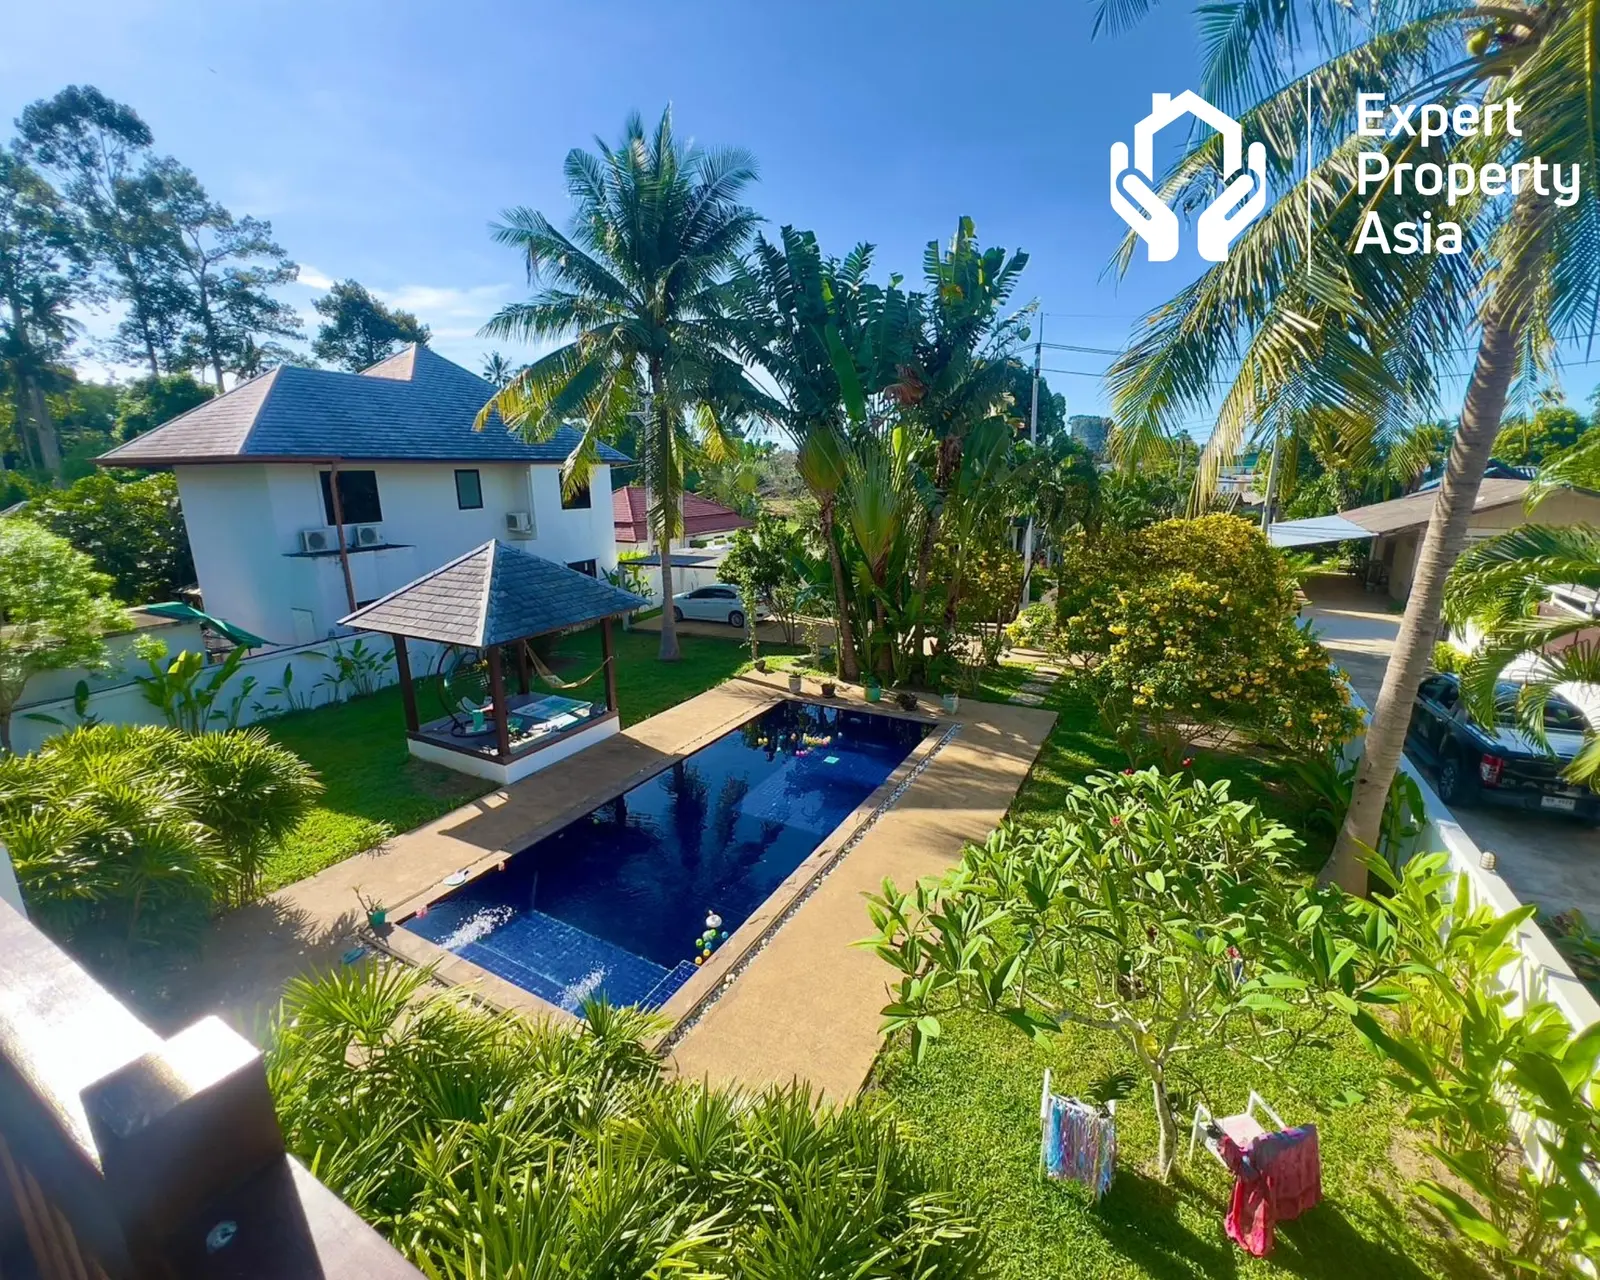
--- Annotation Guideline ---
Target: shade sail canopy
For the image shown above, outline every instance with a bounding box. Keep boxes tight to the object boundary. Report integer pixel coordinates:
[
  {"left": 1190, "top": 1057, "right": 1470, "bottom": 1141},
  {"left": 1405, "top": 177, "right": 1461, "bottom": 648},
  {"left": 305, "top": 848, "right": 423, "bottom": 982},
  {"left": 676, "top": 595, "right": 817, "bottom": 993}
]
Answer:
[
  {"left": 1267, "top": 514, "right": 1374, "bottom": 548},
  {"left": 139, "top": 601, "right": 268, "bottom": 647},
  {"left": 339, "top": 540, "right": 647, "bottom": 646}
]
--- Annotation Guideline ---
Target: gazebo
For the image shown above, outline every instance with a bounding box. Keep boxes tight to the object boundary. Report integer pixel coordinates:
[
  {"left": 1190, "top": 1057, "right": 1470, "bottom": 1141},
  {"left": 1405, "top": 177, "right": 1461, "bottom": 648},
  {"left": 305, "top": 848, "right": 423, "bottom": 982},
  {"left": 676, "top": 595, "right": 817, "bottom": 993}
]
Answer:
[{"left": 340, "top": 540, "right": 646, "bottom": 785}]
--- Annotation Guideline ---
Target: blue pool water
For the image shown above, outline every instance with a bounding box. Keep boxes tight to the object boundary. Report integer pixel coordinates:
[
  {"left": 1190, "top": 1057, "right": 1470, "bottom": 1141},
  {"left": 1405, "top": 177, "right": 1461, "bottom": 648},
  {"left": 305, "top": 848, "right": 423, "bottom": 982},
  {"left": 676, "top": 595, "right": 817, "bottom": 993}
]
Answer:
[{"left": 401, "top": 700, "right": 929, "bottom": 1014}]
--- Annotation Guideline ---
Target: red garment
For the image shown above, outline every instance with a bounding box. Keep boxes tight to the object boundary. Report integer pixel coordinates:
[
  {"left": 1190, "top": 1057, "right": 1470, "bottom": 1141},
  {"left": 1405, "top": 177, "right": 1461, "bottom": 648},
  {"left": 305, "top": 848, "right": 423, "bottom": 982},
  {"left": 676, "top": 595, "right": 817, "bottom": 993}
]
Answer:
[{"left": 1218, "top": 1125, "right": 1322, "bottom": 1258}]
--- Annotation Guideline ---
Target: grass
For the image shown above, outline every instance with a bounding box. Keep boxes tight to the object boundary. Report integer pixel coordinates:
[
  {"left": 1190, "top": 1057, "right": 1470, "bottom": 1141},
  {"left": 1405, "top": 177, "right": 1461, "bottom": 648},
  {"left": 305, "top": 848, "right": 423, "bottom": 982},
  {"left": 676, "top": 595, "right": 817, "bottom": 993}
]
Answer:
[
  {"left": 864, "top": 656, "right": 1487, "bottom": 1278},
  {"left": 256, "top": 623, "right": 798, "bottom": 892},
  {"left": 873, "top": 1012, "right": 1483, "bottom": 1280}
]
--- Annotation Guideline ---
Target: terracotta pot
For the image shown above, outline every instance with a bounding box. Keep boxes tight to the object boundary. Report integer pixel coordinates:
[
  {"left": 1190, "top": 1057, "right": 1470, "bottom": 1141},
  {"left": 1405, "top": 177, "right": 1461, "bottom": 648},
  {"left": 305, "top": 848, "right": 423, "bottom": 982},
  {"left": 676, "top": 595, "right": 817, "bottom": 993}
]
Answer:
[{"left": 821, "top": 681, "right": 836, "bottom": 698}]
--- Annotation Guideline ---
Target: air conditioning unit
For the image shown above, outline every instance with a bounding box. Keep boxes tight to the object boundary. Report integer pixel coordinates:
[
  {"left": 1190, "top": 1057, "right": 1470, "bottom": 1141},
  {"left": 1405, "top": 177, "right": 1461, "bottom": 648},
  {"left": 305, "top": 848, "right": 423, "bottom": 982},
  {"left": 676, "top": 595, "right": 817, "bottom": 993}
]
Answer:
[
  {"left": 505, "top": 510, "right": 535, "bottom": 538},
  {"left": 299, "top": 527, "right": 336, "bottom": 553},
  {"left": 351, "top": 523, "right": 384, "bottom": 548}
]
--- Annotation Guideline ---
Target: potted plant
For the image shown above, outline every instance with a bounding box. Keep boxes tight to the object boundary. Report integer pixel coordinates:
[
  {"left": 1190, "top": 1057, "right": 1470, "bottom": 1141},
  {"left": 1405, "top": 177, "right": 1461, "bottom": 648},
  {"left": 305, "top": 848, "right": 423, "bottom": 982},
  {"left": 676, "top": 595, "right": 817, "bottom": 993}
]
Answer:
[
  {"left": 787, "top": 671, "right": 804, "bottom": 694},
  {"left": 354, "top": 887, "right": 387, "bottom": 930},
  {"left": 865, "top": 678, "right": 882, "bottom": 704},
  {"left": 942, "top": 687, "right": 960, "bottom": 714},
  {"left": 896, "top": 690, "right": 919, "bottom": 712},
  {"left": 821, "top": 678, "right": 836, "bottom": 698}
]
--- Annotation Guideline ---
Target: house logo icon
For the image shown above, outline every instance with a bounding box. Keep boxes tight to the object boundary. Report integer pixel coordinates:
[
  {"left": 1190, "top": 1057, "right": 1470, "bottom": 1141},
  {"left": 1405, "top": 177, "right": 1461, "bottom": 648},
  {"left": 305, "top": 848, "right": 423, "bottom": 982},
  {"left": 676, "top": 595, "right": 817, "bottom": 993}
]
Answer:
[{"left": 1111, "top": 91, "right": 1267, "bottom": 262}]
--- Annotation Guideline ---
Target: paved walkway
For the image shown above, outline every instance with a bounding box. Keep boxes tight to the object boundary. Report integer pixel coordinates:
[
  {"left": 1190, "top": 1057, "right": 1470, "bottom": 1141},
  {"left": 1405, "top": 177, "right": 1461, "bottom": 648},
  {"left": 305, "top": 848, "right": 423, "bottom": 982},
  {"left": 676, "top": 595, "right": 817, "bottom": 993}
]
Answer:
[
  {"left": 1302, "top": 573, "right": 1600, "bottom": 921},
  {"left": 664, "top": 698, "right": 1055, "bottom": 1102}
]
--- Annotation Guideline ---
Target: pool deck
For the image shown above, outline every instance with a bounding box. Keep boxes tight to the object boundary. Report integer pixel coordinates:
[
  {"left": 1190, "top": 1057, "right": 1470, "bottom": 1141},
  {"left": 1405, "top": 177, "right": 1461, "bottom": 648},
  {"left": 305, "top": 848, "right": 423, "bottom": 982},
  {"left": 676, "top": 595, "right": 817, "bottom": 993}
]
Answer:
[
  {"left": 662, "top": 692, "right": 1054, "bottom": 1102},
  {"left": 158, "top": 673, "right": 1054, "bottom": 1104}
]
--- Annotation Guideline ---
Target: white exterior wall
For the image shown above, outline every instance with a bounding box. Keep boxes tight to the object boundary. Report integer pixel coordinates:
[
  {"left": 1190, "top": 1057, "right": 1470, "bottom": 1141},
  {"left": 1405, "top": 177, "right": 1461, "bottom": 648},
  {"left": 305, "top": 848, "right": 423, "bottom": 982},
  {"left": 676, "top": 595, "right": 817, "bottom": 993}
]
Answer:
[{"left": 175, "top": 461, "right": 616, "bottom": 646}]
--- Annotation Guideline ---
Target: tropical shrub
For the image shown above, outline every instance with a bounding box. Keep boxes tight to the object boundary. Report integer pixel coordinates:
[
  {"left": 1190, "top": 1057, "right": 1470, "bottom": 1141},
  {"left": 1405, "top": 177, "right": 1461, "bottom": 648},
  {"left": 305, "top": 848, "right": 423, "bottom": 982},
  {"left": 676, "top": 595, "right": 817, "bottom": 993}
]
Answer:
[
  {"left": 1432, "top": 639, "right": 1469, "bottom": 674},
  {"left": 864, "top": 769, "right": 1322, "bottom": 1178},
  {"left": 267, "top": 963, "right": 987, "bottom": 1277},
  {"left": 1005, "top": 600, "right": 1055, "bottom": 650},
  {"left": 1053, "top": 514, "right": 1359, "bottom": 765},
  {"left": 1342, "top": 853, "right": 1600, "bottom": 1274},
  {"left": 317, "top": 637, "right": 394, "bottom": 700},
  {"left": 720, "top": 515, "right": 809, "bottom": 644},
  {"left": 133, "top": 637, "right": 254, "bottom": 733},
  {"left": 932, "top": 533, "right": 1023, "bottom": 670},
  {"left": 0, "top": 725, "right": 320, "bottom": 963},
  {"left": 0, "top": 520, "right": 129, "bottom": 753}
]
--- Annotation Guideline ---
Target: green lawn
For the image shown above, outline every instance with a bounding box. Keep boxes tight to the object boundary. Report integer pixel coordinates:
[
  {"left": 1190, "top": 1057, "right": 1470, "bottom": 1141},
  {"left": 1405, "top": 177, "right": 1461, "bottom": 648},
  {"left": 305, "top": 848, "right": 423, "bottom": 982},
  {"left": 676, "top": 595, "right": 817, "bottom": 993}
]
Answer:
[
  {"left": 865, "top": 659, "right": 1487, "bottom": 1279},
  {"left": 257, "top": 624, "right": 796, "bottom": 892}
]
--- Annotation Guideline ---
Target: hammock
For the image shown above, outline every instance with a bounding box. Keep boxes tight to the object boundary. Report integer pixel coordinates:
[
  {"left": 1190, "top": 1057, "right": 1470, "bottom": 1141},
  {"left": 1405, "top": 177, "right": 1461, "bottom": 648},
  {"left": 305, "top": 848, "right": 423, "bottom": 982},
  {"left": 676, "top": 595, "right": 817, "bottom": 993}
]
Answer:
[{"left": 522, "top": 640, "right": 608, "bottom": 691}]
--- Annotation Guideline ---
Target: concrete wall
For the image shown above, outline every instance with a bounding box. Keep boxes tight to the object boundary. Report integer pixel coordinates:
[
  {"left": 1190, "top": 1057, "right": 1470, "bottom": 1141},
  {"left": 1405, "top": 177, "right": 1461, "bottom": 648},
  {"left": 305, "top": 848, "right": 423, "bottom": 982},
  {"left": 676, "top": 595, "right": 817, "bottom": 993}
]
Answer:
[
  {"left": 6, "top": 632, "right": 447, "bottom": 756},
  {"left": 174, "top": 461, "right": 616, "bottom": 646}
]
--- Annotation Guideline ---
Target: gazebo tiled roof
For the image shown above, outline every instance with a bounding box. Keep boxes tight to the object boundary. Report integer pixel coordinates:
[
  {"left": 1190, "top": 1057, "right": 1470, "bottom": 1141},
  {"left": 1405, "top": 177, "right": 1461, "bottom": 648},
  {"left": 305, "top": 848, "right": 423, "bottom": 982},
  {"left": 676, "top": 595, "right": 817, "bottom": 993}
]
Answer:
[{"left": 339, "top": 540, "right": 645, "bottom": 646}]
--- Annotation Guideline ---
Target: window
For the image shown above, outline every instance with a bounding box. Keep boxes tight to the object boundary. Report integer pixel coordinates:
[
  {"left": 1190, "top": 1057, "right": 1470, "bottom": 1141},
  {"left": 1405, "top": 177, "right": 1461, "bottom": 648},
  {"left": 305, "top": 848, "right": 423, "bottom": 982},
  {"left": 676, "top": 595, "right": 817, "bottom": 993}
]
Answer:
[
  {"left": 561, "top": 480, "right": 592, "bottom": 510},
  {"left": 319, "top": 469, "right": 382, "bottom": 525},
  {"left": 1419, "top": 676, "right": 1459, "bottom": 711},
  {"left": 454, "top": 469, "right": 483, "bottom": 510},
  {"left": 567, "top": 559, "right": 597, "bottom": 577}
]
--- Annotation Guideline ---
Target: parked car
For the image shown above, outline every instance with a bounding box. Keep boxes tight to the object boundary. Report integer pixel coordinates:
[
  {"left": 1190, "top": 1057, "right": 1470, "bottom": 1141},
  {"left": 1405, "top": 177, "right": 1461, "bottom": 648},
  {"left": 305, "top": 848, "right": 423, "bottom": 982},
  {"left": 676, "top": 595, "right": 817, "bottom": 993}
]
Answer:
[
  {"left": 670, "top": 584, "right": 768, "bottom": 628},
  {"left": 1404, "top": 671, "right": 1600, "bottom": 820}
]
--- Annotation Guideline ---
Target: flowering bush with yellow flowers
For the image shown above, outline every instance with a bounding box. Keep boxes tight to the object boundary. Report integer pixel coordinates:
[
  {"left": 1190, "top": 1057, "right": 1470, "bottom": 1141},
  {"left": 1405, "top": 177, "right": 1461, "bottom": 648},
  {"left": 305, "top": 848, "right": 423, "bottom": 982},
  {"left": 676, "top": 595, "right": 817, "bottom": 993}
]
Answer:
[{"left": 1054, "top": 515, "right": 1360, "bottom": 764}]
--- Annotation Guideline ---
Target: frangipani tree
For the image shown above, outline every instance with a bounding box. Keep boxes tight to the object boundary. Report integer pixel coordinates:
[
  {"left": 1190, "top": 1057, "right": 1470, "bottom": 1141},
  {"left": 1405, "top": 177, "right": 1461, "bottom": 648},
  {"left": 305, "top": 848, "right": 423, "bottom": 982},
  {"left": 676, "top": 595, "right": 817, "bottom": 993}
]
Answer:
[
  {"left": 1097, "top": 0, "right": 1600, "bottom": 889},
  {"left": 863, "top": 769, "right": 1322, "bottom": 1177}
]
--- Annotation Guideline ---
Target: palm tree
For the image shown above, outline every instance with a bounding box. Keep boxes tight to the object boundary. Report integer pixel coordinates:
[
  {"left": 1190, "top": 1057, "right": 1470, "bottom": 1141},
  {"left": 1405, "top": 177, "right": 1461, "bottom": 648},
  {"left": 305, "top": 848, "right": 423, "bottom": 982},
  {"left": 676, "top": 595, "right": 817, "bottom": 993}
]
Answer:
[
  {"left": 1446, "top": 436, "right": 1600, "bottom": 780},
  {"left": 477, "top": 108, "right": 760, "bottom": 661},
  {"left": 479, "top": 350, "right": 514, "bottom": 388},
  {"left": 1097, "top": 0, "right": 1599, "bottom": 890}
]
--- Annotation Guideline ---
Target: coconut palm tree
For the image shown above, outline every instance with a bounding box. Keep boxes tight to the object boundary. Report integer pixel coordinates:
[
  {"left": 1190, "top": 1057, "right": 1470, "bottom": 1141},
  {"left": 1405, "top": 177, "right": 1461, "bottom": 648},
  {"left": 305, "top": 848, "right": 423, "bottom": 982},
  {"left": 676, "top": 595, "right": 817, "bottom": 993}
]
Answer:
[
  {"left": 479, "top": 350, "right": 514, "bottom": 388},
  {"left": 1097, "top": 0, "right": 1600, "bottom": 889},
  {"left": 1445, "top": 435, "right": 1600, "bottom": 780},
  {"left": 477, "top": 108, "right": 760, "bottom": 660}
]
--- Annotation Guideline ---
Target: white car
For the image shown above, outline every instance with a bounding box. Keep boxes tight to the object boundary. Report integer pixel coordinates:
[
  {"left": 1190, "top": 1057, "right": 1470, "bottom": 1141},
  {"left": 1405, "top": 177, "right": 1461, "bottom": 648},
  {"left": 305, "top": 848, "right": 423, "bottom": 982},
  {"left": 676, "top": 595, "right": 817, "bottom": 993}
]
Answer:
[{"left": 671, "top": 584, "right": 767, "bottom": 628}]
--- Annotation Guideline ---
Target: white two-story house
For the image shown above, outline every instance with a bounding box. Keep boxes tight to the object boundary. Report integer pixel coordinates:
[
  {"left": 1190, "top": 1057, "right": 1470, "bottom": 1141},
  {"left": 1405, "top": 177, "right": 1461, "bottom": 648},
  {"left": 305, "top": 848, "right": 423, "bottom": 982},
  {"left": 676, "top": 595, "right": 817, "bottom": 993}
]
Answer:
[{"left": 98, "top": 344, "right": 628, "bottom": 648}]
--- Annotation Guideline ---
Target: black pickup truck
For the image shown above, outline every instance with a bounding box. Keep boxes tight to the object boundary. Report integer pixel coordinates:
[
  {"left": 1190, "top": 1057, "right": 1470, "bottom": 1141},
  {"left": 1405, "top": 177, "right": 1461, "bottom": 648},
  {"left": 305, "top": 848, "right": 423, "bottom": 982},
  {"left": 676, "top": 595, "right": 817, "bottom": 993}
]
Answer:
[{"left": 1405, "top": 672, "right": 1600, "bottom": 821}]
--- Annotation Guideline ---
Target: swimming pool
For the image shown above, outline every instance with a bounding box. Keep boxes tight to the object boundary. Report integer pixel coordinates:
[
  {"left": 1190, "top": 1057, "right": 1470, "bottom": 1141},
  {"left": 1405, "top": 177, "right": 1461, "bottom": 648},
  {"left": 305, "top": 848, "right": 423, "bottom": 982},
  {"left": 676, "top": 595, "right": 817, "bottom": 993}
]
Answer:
[{"left": 400, "top": 699, "right": 929, "bottom": 1014}]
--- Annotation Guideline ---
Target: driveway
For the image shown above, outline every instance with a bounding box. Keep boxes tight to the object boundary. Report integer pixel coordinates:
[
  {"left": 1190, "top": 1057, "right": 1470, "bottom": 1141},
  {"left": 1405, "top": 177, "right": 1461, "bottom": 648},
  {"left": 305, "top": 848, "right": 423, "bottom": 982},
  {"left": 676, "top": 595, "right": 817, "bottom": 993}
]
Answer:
[{"left": 1302, "top": 573, "right": 1600, "bottom": 922}]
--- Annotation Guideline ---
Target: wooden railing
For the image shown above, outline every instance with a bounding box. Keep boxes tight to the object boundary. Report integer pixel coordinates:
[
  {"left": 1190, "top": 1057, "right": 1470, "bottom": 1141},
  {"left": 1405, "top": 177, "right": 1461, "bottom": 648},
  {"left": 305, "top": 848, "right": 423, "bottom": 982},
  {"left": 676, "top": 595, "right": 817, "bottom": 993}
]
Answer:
[{"left": 0, "top": 899, "right": 421, "bottom": 1279}]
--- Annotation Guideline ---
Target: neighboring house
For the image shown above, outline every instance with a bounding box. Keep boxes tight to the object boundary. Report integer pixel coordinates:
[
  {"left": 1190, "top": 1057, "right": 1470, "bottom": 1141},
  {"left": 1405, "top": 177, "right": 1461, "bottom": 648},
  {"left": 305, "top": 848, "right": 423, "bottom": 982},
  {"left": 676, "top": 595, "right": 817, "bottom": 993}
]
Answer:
[
  {"left": 1270, "top": 477, "right": 1600, "bottom": 602},
  {"left": 612, "top": 486, "right": 751, "bottom": 553},
  {"left": 99, "top": 345, "right": 628, "bottom": 647}
]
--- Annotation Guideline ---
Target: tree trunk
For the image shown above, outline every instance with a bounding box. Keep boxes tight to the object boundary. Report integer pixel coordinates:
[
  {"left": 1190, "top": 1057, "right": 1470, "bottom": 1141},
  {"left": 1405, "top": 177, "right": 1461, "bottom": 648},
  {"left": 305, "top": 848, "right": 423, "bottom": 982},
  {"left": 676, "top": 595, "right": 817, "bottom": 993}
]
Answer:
[
  {"left": 28, "top": 382, "right": 61, "bottom": 478},
  {"left": 819, "top": 497, "right": 860, "bottom": 680},
  {"left": 657, "top": 529, "right": 680, "bottom": 661},
  {"left": 0, "top": 710, "right": 12, "bottom": 754},
  {"left": 1324, "top": 250, "right": 1531, "bottom": 892},
  {"left": 1152, "top": 1074, "right": 1178, "bottom": 1180}
]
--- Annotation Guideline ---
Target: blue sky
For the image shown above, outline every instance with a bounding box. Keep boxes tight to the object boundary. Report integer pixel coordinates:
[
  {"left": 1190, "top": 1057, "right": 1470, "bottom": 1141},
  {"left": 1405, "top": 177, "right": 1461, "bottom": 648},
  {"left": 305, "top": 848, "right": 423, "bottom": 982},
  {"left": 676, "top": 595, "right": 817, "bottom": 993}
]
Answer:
[{"left": 4, "top": 0, "right": 1597, "bottom": 434}]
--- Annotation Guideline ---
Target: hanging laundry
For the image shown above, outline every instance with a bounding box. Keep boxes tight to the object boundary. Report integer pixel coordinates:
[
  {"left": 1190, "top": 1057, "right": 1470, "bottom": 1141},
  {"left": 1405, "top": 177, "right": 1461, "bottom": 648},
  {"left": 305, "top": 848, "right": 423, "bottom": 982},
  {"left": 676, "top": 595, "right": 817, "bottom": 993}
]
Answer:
[
  {"left": 1217, "top": 1124, "right": 1321, "bottom": 1257},
  {"left": 1040, "top": 1091, "right": 1118, "bottom": 1200}
]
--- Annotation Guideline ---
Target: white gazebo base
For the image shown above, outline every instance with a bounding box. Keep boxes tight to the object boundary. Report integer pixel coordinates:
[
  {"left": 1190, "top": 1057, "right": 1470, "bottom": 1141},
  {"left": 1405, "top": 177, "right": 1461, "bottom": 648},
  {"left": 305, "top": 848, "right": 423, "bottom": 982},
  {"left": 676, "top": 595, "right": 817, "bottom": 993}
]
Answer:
[{"left": 406, "top": 714, "right": 621, "bottom": 786}]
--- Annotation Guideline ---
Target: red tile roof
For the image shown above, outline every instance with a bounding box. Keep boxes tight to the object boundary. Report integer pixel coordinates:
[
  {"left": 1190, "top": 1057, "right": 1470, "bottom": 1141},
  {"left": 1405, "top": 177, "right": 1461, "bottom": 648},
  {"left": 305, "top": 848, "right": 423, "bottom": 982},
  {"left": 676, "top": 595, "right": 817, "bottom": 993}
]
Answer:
[{"left": 611, "top": 486, "right": 752, "bottom": 544}]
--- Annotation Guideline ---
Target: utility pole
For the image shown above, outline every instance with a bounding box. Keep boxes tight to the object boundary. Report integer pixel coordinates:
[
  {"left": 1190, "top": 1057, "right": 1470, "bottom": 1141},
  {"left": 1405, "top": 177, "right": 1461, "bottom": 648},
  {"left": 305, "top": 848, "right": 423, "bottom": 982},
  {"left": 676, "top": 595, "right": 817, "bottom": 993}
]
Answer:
[{"left": 1018, "top": 313, "right": 1043, "bottom": 613}]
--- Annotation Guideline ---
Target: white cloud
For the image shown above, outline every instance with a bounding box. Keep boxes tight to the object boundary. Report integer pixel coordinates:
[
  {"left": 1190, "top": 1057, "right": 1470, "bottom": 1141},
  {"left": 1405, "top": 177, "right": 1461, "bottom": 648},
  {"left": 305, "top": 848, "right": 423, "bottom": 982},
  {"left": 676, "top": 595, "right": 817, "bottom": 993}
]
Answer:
[
  {"left": 295, "top": 264, "right": 336, "bottom": 290},
  {"left": 373, "top": 282, "right": 512, "bottom": 320}
]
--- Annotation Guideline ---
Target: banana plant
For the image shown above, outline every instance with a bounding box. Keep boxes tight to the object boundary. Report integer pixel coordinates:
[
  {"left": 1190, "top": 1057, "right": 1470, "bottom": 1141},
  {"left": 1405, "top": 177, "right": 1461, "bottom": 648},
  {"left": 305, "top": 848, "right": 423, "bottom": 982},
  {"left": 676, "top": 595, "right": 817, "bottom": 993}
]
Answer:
[{"left": 132, "top": 637, "right": 254, "bottom": 734}]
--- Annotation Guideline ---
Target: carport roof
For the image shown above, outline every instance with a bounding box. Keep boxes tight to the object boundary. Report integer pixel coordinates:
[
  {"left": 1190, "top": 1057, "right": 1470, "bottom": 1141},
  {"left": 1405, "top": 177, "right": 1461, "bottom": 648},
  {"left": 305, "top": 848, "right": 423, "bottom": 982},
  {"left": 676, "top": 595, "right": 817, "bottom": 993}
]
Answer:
[{"left": 1268, "top": 477, "right": 1534, "bottom": 548}]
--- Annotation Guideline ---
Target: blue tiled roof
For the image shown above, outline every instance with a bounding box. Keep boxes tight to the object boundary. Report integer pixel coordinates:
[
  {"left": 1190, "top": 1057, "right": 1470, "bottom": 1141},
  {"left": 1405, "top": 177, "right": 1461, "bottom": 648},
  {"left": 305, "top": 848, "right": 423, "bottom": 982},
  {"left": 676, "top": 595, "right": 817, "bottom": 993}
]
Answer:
[{"left": 97, "top": 344, "right": 631, "bottom": 467}]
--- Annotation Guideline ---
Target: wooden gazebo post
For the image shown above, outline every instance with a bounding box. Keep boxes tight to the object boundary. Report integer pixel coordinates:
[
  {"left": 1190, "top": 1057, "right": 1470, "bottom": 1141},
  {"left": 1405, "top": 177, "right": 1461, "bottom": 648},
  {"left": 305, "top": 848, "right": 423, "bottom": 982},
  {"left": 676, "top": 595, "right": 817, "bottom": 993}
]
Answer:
[
  {"left": 601, "top": 617, "right": 619, "bottom": 714},
  {"left": 486, "top": 645, "right": 512, "bottom": 761},
  {"left": 392, "top": 634, "right": 419, "bottom": 732}
]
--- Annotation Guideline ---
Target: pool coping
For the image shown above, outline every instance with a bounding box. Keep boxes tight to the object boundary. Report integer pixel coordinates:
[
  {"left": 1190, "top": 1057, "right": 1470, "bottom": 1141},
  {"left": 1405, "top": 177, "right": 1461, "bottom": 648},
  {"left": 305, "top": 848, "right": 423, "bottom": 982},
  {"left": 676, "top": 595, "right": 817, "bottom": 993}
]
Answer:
[{"left": 367, "top": 683, "right": 948, "bottom": 1037}]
